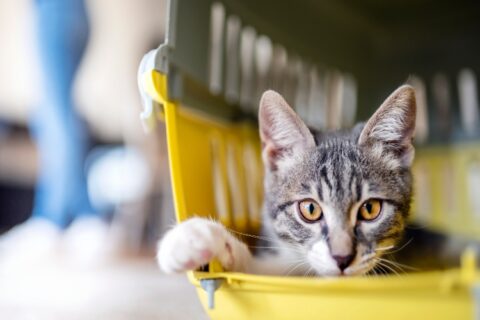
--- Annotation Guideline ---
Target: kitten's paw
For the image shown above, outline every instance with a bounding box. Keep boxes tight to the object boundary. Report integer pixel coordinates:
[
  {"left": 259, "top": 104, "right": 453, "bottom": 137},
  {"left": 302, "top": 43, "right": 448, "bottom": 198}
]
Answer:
[{"left": 157, "top": 218, "right": 250, "bottom": 274}]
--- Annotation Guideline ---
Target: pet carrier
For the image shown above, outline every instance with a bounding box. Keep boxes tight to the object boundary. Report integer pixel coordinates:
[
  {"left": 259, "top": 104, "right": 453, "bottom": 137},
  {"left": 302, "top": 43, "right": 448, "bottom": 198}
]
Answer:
[{"left": 138, "top": 0, "right": 480, "bottom": 318}]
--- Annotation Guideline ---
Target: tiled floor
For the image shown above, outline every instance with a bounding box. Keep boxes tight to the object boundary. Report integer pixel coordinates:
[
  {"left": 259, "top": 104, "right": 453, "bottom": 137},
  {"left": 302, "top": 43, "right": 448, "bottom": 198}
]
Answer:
[{"left": 0, "top": 257, "right": 208, "bottom": 320}]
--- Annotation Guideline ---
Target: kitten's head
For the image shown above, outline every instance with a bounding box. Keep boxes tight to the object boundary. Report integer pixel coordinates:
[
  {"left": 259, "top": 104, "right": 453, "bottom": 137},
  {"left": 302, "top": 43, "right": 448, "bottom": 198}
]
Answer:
[{"left": 259, "top": 86, "right": 416, "bottom": 276}]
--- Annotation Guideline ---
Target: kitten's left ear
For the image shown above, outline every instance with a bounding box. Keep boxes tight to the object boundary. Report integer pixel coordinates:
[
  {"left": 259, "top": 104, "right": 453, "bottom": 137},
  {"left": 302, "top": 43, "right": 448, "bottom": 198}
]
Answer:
[
  {"left": 358, "top": 85, "right": 416, "bottom": 168},
  {"left": 259, "top": 90, "right": 315, "bottom": 171}
]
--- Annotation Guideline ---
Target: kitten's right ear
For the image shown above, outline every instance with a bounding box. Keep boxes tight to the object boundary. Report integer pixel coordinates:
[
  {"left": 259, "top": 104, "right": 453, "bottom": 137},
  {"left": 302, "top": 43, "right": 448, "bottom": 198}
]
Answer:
[
  {"left": 259, "top": 90, "right": 315, "bottom": 171},
  {"left": 358, "top": 85, "right": 416, "bottom": 168}
]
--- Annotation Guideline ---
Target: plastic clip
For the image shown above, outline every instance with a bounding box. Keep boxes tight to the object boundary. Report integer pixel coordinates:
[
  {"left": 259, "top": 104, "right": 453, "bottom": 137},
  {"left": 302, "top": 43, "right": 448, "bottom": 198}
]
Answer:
[{"left": 200, "top": 278, "right": 224, "bottom": 310}]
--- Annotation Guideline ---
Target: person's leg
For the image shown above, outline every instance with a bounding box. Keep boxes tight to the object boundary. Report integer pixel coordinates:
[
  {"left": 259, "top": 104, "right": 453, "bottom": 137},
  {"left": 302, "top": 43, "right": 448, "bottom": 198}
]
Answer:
[{"left": 31, "top": 0, "right": 95, "bottom": 228}]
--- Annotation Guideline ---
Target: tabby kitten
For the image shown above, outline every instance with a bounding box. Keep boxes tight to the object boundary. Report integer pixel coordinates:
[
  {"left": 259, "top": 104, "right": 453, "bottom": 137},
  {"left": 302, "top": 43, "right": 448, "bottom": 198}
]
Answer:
[{"left": 158, "top": 85, "right": 416, "bottom": 276}]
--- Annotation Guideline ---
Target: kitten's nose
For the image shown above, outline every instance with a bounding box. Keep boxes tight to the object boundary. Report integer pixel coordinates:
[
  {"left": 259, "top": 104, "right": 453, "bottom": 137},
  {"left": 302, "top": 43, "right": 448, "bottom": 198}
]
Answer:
[{"left": 333, "top": 254, "right": 354, "bottom": 271}]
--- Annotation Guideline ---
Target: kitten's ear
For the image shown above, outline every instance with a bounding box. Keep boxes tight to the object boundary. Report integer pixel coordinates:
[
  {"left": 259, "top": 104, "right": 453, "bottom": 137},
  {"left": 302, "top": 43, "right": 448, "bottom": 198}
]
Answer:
[
  {"left": 259, "top": 90, "right": 315, "bottom": 171},
  {"left": 358, "top": 85, "right": 416, "bottom": 168}
]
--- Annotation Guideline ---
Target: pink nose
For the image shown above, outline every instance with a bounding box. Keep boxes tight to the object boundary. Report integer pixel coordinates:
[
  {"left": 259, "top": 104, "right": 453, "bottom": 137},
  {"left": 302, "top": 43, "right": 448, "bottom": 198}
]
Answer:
[{"left": 332, "top": 254, "right": 354, "bottom": 271}]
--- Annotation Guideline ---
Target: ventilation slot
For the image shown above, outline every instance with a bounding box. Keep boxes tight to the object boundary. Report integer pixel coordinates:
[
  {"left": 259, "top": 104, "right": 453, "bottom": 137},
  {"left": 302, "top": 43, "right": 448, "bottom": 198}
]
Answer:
[{"left": 208, "top": 2, "right": 225, "bottom": 95}]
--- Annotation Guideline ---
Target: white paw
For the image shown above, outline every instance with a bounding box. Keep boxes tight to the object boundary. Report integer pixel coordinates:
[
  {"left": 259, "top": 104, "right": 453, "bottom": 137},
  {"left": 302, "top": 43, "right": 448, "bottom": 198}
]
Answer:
[{"left": 157, "top": 218, "right": 250, "bottom": 274}]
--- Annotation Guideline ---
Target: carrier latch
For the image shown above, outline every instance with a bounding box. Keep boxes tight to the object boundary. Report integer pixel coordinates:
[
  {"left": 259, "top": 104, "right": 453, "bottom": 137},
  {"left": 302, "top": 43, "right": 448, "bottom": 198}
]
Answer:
[{"left": 200, "top": 278, "right": 224, "bottom": 309}]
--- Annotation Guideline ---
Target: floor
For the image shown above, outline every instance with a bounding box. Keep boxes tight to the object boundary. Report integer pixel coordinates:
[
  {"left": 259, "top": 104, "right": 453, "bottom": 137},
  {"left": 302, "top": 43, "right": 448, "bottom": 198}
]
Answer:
[{"left": 0, "top": 257, "right": 208, "bottom": 320}]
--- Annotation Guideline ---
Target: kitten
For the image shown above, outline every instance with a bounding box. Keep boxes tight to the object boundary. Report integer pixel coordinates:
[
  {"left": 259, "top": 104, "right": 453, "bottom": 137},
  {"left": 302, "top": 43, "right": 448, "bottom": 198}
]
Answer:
[{"left": 158, "top": 85, "right": 416, "bottom": 276}]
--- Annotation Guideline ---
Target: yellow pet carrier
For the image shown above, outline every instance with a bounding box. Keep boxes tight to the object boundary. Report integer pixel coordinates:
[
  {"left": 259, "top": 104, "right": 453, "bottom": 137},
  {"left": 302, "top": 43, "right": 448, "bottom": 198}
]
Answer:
[{"left": 138, "top": 0, "right": 480, "bottom": 319}]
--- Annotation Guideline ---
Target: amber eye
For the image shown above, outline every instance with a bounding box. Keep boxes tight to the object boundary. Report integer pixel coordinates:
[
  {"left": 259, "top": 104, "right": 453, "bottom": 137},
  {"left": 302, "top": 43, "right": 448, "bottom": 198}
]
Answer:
[
  {"left": 358, "top": 199, "right": 382, "bottom": 221},
  {"left": 298, "top": 199, "right": 322, "bottom": 222}
]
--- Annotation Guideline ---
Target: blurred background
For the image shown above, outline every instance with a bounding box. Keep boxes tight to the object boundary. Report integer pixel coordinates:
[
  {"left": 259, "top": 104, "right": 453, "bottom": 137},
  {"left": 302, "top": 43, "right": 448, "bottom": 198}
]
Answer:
[{"left": 0, "top": 0, "right": 207, "bottom": 319}]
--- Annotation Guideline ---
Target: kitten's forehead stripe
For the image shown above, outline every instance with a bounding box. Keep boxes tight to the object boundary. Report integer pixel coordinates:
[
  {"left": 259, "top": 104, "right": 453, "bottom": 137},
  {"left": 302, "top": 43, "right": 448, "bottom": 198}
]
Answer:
[
  {"left": 356, "top": 176, "right": 362, "bottom": 202},
  {"left": 348, "top": 165, "right": 355, "bottom": 193},
  {"left": 347, "top": 165, "right": 362, "bottom": 202},
  {"left": 347, "top": 149, "right": 358, "bottom": 162},
  {"left": 316, "top": 181, "right": 323, "bottom": 202},
  {"left": 315, "top": 144, "right": 366, "bottom": 212},
  {"left": 319, "top": 166, "right": 332, "bottom": 191},
  {"left": 333, "top": 156, "right": 345, "bottom": 201},
  {"left": 319, "top": 152, "right": 328, "bottom": 164}
]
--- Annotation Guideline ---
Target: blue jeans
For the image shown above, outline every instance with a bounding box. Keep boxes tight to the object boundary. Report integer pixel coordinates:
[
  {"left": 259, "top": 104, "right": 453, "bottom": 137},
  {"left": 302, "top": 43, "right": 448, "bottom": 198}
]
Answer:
[{"left": 30, "top": 0, "right": 96, "bottom": 227}]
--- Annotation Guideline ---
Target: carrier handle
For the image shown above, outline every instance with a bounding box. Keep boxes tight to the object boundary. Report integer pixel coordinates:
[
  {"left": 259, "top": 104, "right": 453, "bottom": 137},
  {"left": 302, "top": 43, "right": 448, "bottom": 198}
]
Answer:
[{"left": 137, "top": 48, "right": 171, "bottom": 131}]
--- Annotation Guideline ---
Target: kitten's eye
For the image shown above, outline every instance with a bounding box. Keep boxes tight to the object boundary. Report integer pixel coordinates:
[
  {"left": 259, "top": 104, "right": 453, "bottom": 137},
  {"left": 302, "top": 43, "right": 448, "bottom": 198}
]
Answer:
[
  {"left": 298, "top": 199, "right": 322, "bottom": 222},
  {"left": 358, "top": 199, "right": 382, "bottom": 221}
]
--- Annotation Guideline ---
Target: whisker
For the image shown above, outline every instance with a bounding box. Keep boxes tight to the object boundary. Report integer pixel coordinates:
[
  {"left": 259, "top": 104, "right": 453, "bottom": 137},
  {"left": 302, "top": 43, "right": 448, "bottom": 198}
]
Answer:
[
  {"left": 374, "top": 260, "right": 389, "bottom": 275},
  {"left": 305, "top": 266, "right": 316, "bottom": 277},
  {"left": 375, "top": 245, "right": 395, "bottom": 251},
  {"left": 377, "top": 257, "right": 417, "bottom": 272},
  {"left": 381, "top": 238, "right": 414, "bottom": 255},
  {"left": 227, "top": 228, "right": 278, "bottom": 243},
  {"left": 378, "top": 259, "right": 406, "bottom": 274},
  {"left": 374, "top": 259, "right": 401, "bottom": 276},
  {"left": 366, "top": 263, "right": 378, "bottom": 277},
  {"left": 282, "top": 257, "right": 308, "bottom": 265},
  {"left": 359, "top": 252, "right": 376, "bottom": 263},
  {"left": 285, "top": 261, "right": 310, "bottom": 276},
  {"left": 374, "top": 262, "right": 390, "bottom": 276},
  {"left": 247, "top": 245, "right": 304, "bottom": 254},
  {"left": 278, "top": 256, "right": 310, "bottom": 270}
]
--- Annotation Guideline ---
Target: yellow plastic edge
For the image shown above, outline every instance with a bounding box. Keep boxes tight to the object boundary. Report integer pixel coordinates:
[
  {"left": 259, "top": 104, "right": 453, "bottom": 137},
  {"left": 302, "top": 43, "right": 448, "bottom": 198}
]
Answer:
[{"left": 144, "top": 69, "right": 188, "bottom": 221}]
